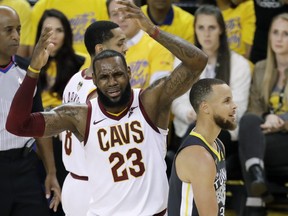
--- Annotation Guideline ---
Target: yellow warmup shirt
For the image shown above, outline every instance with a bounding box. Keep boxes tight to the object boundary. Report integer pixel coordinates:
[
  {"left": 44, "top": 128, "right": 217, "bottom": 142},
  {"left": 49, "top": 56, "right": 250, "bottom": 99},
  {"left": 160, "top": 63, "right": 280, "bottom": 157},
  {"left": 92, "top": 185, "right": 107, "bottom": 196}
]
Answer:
[
  {"left": 1, "top": 0, "right": 32, "bottom": 46},
  {"left": 222, "top": 0, "right": 255, "bottom": 56},
  {"left": 126, "top": 31, "right": 174, "bottom": 89},
  {"left": 28, "top": 0, "right": 108, "bottom": 55},
  {"left": 142, "top": 5, "right": 194, "bottom": 44},
  {"left": 41, "top": 61, "right": 62, "bottom": 109},
  {"left": 270, "top": 90, "right": 288, "bottom": 115}
]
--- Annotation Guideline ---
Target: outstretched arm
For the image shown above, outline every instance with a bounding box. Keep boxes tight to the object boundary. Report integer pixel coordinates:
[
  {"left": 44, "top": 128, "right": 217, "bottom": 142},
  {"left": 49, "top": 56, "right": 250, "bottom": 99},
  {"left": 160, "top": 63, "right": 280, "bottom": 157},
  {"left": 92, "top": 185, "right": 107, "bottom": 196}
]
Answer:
[
  {"left": 116, "top": 0, "right": 207, "bottom": 128},
  {"left": 6, "top": 25, "right": 86, "bottom": 140}
]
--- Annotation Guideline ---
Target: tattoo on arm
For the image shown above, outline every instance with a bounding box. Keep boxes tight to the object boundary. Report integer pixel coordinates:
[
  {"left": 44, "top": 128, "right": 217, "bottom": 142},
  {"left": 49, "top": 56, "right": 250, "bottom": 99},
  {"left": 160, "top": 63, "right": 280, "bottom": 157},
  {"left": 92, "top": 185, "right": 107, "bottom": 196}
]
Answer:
[
  {"left": 43, "top": 105, "right": 81, "bottom": 136},
  {"left": 154, "top": 31, "right": 204, "bottom": 66}
]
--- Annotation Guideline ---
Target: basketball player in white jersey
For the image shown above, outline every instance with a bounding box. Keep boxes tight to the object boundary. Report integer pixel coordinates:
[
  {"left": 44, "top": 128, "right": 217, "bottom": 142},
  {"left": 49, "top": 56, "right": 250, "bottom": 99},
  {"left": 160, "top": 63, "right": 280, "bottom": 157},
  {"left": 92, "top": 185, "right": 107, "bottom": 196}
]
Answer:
[
  {"left": 61, "top": 21, "right": 127, "bottom": 216},
  {"left": 6, "top": 0, "right": 208, "bottom": 215}
]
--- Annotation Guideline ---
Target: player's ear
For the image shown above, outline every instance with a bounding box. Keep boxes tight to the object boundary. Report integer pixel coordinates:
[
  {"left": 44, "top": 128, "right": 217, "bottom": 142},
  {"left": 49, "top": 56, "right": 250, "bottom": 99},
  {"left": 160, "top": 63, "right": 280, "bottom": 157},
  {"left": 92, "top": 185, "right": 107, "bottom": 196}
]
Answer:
[
  {"left": 127, "top": 66, "right": 131, "bottom": 79},
  {"left": 95, "top": 44, "right": 104, "bottom": 55},
  {"left": 200, "top": 101, "right": 210, "bottom": 114},
  {"left": 91, "top": 66, "right": 98, "bottom": 87},
  {"left": 92, "top": 71, "right": 97, "bottom": 86}
]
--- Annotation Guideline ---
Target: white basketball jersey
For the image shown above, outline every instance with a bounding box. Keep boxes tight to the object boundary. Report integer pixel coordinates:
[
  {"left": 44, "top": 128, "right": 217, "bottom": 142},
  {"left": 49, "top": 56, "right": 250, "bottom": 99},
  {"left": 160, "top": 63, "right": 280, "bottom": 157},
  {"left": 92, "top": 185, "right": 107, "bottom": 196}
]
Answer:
[
  {"left": 62, "top": 70, "right": 96, "bottom": 175},
  {"left": 85, "top": 89, "right": 168, "bottom": 216},
  {"left": 0, "top": 60, "right": 31, "bottom": 150}
]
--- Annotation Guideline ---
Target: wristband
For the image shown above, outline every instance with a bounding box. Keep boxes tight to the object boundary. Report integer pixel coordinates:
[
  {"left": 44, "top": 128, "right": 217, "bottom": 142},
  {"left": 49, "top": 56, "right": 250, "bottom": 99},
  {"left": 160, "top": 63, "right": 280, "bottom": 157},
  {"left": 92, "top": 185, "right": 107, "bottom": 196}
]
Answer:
[
  {"left": 149, "top": 26, "right": 160, "bottom": 39},
  {"left": 28, "top": 65, "right": 40, "bottom": 74}
]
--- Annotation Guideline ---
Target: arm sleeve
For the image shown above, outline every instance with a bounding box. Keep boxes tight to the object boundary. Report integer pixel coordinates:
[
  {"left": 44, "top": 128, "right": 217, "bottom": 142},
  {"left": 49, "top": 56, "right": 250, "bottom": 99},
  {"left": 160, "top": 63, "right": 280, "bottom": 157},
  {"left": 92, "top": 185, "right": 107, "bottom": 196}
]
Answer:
[
  {"left": 32, "top": 82, "right": 44, "bottom": 113},
  {"left": 247, "top": 61, "right": 268, "bottom": 115},
  {"left": 15, "top": 55, "right": 44, "bottom": 112},
  {"left": 6, "top": 75, "right": 45, "bottom": 137}
]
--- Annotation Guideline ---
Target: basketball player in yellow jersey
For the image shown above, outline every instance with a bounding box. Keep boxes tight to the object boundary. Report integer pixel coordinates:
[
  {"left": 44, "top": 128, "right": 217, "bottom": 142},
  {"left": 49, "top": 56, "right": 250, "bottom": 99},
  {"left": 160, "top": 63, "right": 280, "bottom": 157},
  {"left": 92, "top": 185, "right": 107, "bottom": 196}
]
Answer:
[{"left": 27, "top": 0, "right": 109, "bottom": 58}]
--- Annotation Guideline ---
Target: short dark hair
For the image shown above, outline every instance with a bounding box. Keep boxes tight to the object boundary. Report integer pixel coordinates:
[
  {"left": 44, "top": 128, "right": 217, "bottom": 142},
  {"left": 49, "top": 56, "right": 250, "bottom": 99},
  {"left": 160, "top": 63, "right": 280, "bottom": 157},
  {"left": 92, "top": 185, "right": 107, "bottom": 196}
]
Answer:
[
  {"left": 92, "top": 50, "right": 127, "bottom": 75},
  {"left": 84, "top": 21, "right": 120, "bottom": 56},
  {"left": 189, "top": 78, "right": 226, "bottom": 113}
]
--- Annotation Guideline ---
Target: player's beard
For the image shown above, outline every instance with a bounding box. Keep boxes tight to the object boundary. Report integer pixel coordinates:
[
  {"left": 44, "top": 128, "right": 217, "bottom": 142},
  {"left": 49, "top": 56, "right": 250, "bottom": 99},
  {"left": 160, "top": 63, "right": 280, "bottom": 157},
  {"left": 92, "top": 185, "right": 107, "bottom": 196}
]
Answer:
[
  {"left": 97, "top": 83, "right": 132, "bottom": 108},
  {"left": 214, "top": 114, "right": 237, "bottom": 131}
]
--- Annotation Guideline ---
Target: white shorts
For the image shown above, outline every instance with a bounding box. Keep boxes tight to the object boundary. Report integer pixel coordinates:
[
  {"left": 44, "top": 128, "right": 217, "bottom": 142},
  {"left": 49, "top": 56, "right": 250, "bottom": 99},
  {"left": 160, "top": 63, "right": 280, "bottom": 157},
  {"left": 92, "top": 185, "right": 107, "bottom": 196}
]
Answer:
[{"left": 62, "top": 172, "right": 91, "bottom": 216}]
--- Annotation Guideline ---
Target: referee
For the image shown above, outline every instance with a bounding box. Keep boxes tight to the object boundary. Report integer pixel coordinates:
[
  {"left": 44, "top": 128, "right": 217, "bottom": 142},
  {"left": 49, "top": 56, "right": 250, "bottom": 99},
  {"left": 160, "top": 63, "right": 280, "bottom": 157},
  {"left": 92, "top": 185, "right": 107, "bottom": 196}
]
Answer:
[{"left": 0, "top": 6, "right": 60, "bottom": 216}]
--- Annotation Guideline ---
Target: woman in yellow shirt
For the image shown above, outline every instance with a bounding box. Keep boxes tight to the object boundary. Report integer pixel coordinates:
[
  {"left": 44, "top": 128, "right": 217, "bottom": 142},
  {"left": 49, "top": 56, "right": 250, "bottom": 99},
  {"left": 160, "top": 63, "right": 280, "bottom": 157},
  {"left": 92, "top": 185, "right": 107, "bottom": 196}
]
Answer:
[
  {"left": 35, "top": 9, "right": 85, "bottom": 216},
  {"left": 35, "top": 9, "right": 85, "bottom": 110}
]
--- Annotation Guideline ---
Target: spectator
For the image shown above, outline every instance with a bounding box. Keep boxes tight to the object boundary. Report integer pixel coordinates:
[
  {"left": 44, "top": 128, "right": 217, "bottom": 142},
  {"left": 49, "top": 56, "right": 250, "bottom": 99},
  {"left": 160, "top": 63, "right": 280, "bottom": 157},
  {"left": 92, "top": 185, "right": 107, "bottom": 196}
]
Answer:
[
  {"left": 0, "top": 0, "right": 32, "bottom": 57},
  {"left": 107, "top": 0, "right": 175, "bottom": 88},
  {"left": 27, "top": 0, "right": 108, "bottom": 61},
  {"left": 250, "top": 0, "right": 288, "bottom": 64},
  {"left": 198, "top": 0, "right": 256, "bottom": 59},
  {"left": 222, "top": 0, "right": 256, "bottom": 59},
  {"left": 171, "top": 5, "right": 251, "bottom": 156},
  {"left": 141, "top": 0, "right": 195, "bottom": 43},
  {"left": 35, "top": 9, "right": 85, "bottom": 216},
  {"left": 36, "top": 9, "right": 85, "bottom": 110},
  {"left": 238, "top": 12, "right": 288, "bottom": 216}
]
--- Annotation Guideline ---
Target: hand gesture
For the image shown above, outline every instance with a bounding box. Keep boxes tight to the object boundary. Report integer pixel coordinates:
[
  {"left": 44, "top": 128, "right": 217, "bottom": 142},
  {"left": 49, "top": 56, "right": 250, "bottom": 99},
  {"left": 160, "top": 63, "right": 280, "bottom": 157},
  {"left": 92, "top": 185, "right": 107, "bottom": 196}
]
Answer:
[
  {"left": 44, "top": 173, "right": 61, "bottom": 212},
  {"left": 115, "top": 0, "right": 155, "bottom": 34},
  {"left": 30, "top": 25, "right": 54, "bottom": 71}
]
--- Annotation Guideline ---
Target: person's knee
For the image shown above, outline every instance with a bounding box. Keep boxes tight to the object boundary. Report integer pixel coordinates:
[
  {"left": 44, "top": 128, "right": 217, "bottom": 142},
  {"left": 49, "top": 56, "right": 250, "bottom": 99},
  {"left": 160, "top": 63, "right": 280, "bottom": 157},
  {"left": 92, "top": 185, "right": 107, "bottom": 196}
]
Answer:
[{"left": 240, "top": 113, "right": 262, "bottom": 130}]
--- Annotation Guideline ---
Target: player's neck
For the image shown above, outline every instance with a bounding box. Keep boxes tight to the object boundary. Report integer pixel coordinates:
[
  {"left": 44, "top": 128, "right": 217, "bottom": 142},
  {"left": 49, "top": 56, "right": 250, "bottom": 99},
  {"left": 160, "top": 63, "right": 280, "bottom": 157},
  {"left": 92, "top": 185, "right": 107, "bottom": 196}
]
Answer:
[
  {"left": 106, "top": 107, "right": 128, "bottom": 116},
  {"left": 148, "top": 5, "right": 171, "bottom": 24},
  {"left": 193, "top": 125, "right": 220, "bottom": 146},
  {"left": 84, "top": 67, "right": 93, "bottom": 78},
  {"left": 0, "top": 55, "right": 12, "bottom": 67}
]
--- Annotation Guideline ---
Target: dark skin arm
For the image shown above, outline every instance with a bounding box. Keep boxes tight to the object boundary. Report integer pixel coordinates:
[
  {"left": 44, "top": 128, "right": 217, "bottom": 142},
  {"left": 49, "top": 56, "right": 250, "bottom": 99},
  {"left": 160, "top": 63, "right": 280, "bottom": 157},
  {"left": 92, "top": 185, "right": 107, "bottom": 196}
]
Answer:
[
  {"left": 40, "top": 103, "right": 88, "bottom": 141},
  {"left": 116, "top": 0, "right": 208, "bottom": 129},
  {"left": 35, "top": 137, "right": 61, "bottom": 211},
  {"left": 8, "top": 6, "right": 206, "bottom": 140},
  {"left": 17, "top": 26, "right": 88, "bottom": 140}
]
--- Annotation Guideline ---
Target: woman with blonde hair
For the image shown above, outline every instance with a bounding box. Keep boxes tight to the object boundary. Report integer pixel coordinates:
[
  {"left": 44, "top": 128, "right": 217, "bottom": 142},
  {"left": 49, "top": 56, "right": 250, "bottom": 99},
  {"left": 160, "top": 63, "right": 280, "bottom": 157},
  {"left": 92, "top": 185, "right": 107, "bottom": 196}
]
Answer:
[{"left": 238, "top": 12, "right": 288, "bottom": 216}]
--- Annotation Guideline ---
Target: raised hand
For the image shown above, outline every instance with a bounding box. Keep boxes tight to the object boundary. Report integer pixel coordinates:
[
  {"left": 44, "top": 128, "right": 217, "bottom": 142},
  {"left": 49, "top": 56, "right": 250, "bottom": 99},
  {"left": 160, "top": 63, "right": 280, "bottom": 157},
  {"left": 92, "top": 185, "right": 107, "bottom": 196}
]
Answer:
[
  {"left": 114, "top": 0, "right": 155, "bottom": 35},
  {"left": 30, "top": 25, "right": 54, "bottom": 71}
]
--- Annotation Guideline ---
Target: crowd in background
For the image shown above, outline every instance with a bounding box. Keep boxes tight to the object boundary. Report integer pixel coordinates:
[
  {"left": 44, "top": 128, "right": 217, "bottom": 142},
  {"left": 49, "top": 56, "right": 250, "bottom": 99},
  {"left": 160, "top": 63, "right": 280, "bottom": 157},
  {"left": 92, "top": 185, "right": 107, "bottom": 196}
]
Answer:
[{"left": 1, "top": 0, "right": 288, "bottom": 216}]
